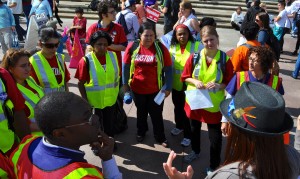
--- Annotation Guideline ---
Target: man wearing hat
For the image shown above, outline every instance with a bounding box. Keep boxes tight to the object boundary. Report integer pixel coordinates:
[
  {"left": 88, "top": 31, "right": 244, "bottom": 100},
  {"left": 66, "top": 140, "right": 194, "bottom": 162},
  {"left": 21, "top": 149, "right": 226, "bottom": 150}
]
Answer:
[
  {"left": 116, "top": 0, "right": 140, "bottom": 41},
  {"left": 163, "top": 82, "right": 300, "bottom": 178}
]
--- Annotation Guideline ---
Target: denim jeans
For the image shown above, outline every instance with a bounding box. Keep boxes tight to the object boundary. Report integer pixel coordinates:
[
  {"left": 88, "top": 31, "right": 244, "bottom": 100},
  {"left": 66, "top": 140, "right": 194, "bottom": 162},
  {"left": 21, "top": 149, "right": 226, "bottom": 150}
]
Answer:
[
  {"left": 293, "top": 53, "right": 300, "bottom": 78},
  {"left": 292, "top": 19, "right": 298, "bottom": 34},
  {"left": 0, "top": 27, "right": 12, "bottom": 54}
]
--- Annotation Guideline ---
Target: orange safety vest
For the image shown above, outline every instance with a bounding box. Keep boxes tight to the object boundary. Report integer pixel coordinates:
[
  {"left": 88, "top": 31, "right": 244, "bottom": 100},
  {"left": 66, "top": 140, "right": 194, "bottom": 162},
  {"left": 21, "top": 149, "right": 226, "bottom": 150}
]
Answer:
[
  {"left": 10, "top": 135, "right": 104, "bottom": 179},
  {"left": 236, "top": 71, "right": 289, "bottom": 144}
]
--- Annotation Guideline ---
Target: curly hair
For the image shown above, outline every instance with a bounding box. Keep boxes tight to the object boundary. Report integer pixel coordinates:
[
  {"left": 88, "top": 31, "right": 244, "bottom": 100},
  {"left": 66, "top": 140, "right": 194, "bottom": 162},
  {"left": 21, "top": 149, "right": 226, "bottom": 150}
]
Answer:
[
  {"left": 241, "top": 22, "right": 259, "bottom": 40},
  {"left": 1, "top": 48, "right": 31, "bottom": 70},
  {"left": 97, "top": 0, "right": 117, "bottom": 20},
  {"left": 248, "top": 46, "right": 274, "bottom": 74},
  {"left": 89, "top": 30, "right": 113, "bottom": 47}
]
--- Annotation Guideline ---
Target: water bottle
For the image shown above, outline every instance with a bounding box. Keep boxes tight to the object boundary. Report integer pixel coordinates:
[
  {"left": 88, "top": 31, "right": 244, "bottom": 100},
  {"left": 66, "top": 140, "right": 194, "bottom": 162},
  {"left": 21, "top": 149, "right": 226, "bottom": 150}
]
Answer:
[{"left": 123, "top": 92, "right": 132, "bottom": 104}]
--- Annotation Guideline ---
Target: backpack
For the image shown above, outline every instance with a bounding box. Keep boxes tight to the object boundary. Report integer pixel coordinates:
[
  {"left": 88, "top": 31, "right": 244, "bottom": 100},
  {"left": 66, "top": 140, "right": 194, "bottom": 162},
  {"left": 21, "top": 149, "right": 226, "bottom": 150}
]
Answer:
[
  {"left": 116, "top": 12, "right": 130, "bottom": 35},
  {"left": 266, "top": 31, "right": 280, "bottom": 61},
  {"left": 192, "top": 51, "right": 227, "bottom": 74},
  {"left": 88, "top": 0, "right": 99, "bottom": 11}
]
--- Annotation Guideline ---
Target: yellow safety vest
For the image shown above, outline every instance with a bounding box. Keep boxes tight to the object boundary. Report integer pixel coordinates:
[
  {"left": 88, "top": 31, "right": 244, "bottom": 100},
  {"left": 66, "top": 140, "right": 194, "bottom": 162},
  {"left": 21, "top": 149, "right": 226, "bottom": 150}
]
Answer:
[
  {"left": 0, "top": 168, "right": 9, "bottom": 179},
  {"left": 0, "top": 78, "right": 15, "bottom": 153},
  {"left": 129, "top": 40, "right": 164, "bottom": 89},
  {"left": 237, "top": 71, "right": 279, "bottom": 90},
  {"left": 17, "top": 77, "right": 44, "bottom": 122},
  {"left": 170, "top": 41, "right": 202, "bottom": 91},
  {"left": 29, "top": 51, "right": 66, "bottom": 94},
  {"left": 84, "top": 51, "right": 119, "bottom": 109},
  {"left": 186, "top": 49, "right": 229, "bottom": 112}
]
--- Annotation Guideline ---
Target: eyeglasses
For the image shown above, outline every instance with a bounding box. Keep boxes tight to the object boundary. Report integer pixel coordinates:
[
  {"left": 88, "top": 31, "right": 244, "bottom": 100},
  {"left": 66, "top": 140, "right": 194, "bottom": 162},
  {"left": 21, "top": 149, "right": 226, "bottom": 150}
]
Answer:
[
  {"left": 65, "top": 113, "right": 98, "bottom": 128},
  {"left": 255, "top": 19, "right": 260, "bottom": 22},
  {"left": 42, "top": 42, "right": 60, "bottom": 48},
  {"left": 248, "top": 57, "right": 260, "bottom": 64},
  {"left": 107, "top": 10, "right": 116, "bottom": 14}
]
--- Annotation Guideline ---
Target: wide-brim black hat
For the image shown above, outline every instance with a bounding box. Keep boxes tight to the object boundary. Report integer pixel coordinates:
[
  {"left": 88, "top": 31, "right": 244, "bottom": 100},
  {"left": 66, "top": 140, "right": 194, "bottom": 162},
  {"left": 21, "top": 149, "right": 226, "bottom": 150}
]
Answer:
[{"left": 220, "top": 82, "right": 293, "bottom": 136}]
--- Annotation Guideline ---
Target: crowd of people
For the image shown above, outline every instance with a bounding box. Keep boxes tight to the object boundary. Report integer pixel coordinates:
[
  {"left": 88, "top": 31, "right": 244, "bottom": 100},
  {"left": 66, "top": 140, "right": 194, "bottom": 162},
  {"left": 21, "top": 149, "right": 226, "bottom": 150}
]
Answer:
[{"left": 0, "top": 0, "right": 300, "bottom": 178}]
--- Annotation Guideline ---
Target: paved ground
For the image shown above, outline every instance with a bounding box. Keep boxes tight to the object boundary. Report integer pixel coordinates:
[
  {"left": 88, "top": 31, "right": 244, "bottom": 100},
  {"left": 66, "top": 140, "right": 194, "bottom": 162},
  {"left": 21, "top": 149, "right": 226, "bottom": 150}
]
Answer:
[{"left": 1, "top": 17, "right": 299, "bottom": 179}]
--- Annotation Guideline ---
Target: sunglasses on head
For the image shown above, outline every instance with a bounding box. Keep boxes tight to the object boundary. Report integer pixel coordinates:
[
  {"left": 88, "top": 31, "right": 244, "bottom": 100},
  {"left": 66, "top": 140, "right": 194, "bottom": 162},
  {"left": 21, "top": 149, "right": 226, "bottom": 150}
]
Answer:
[{"left": 42, "top": 42, "right": 60, "bottom": 48}]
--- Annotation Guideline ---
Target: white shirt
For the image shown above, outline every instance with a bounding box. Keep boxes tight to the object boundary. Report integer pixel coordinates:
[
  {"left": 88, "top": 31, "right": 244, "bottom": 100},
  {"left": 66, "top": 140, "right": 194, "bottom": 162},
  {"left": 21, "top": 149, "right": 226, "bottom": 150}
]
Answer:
[
  {"left": 7, "top": 0, "right": 22, "bottom": 14},
  {"left": 275, "top": 9, "right": 288, "bottom": 27},
  {"left": 285, "top": 5, "right": 292, "bottom": 28},
  {"left": 231, "top": 11, "right": 244, "bottom": 24},
  {"left": 115, "top": 9, "right": 140, "bottom": 41},
  {"left": 291, "top": 0, "right": 300, "bottom": 14}
]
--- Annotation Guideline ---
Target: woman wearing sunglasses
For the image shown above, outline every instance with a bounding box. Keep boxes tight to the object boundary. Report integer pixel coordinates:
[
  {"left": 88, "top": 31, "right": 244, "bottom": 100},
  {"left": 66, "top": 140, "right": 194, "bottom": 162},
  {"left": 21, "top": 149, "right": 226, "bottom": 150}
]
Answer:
[
  {"left": 1, "top": 49, "right": 44, "bottom": 135},
  {"left": 30, "top": 27, "right": 70, "bottom": 94}
]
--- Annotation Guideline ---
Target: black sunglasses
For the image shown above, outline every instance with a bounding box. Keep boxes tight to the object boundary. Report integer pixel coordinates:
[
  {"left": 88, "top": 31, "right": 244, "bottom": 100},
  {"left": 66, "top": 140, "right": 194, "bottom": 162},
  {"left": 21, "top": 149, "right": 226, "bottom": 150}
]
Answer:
[{"left": 42, "top": 42, "right": 60, "bottom": 48}]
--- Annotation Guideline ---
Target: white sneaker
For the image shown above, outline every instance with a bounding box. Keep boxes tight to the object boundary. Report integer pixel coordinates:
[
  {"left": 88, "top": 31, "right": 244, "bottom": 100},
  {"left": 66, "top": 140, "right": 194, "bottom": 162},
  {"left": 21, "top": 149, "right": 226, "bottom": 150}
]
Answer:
[
  {"left": 181, "top": 138, "right": 191, "bottom": 147},
  {"left": 170, "top": 128, "right": 183, "bottom": 136}
]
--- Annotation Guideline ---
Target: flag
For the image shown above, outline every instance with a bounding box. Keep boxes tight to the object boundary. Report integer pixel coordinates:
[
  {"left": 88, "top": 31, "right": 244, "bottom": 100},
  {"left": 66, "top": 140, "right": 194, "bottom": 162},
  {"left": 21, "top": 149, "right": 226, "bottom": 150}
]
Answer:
[
  {"left": 69, "top": 29, "right": 84, "bottom": 68},
  {"left": 63, "top": 26, "right": 72, "bottom": 56}
]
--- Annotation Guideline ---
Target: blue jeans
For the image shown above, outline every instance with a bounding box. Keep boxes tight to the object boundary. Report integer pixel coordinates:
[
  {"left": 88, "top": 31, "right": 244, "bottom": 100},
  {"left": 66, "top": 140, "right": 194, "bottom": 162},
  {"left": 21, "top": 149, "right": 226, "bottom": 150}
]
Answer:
[
  {"left": 293, "top": 53, "right": 300, "bottom": 78},
  {"left": 292, "top": 19, "right": 298, "bottom": 34}
]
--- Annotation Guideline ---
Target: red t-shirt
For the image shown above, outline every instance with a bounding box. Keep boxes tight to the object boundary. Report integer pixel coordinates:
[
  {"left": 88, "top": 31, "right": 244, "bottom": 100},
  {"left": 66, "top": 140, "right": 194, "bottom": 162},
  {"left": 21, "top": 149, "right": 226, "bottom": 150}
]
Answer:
[
  {"left": 75, "top": 54, "right": 107, "bottom": 83},
  {"left": 72, "top": 17, "right": 87, "bottom": 39},
  {"left": 180, "top": 52, "right": 234, "bottom": 124},
  {"left": 0, "top": 68, "right": 25, "bottom": 111},
  {"left": 30, "top": 55, "right": 71, "bottom": 86},
  {"left": 85, "top": 22, "right": 128, "bottom": 71},
  {"left": 123, "top": 42, "right": 172, "bottom": 94}
]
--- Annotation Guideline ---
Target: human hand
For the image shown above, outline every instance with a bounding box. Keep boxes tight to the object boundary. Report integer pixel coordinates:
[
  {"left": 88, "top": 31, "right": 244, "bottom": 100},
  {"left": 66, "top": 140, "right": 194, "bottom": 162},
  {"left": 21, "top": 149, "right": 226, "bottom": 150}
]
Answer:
[
  {"left": 11, "top": 26, "right": 15, "bottom": 31},
  {"left": 205, "top": 82, "right": 221, "bottom": 90},
  {"left": 221, "top": 122, "right": 229, "bottom": 136},
  {"left": 178, "top": 12, "right": 183, "bottom": 20},
  {"left": 90, "top": 130, "right": 114, "bottom": 161},
  {"left": 163, "top": 151, "right": 194, "bottom": 179},
  {"left": 194, "top": 80, "right": 205, "bottom": 89}
]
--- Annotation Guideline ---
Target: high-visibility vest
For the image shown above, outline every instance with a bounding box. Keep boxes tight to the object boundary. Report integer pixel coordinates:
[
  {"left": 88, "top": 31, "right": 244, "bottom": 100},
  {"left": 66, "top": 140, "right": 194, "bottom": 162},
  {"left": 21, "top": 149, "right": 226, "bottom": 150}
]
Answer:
[
  {"left": 236, "top": 71, "right": 280, "bottom": 91},
  {"left": 18, "top": 77, "right": 44, "bottom": 122},
  {"left": 6, "top": 78, "right": 45, "bottom": 136},
  {"left": 10, "top": 135, "right": 104, "bottom": 179},
  {"left": 84, "top": 51, "right": 119, "bottom": 109},
  {"left": 29, "top": 52, "right": 66, "bottom": 94},
  {"left": 0, "top": 78, "right": 15, "bottom": 153},
  {"left": 129, "top": 40, "right": 164, "bottom": 89},
  {"left": 0, "top": 153, "right": 14, "bottom": 179},
  {"left": 186, "top": 49, "right": 229, "bottom": 113},
  {"left": 170, "top": 41, "right": 202, "bottom": 91}
]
